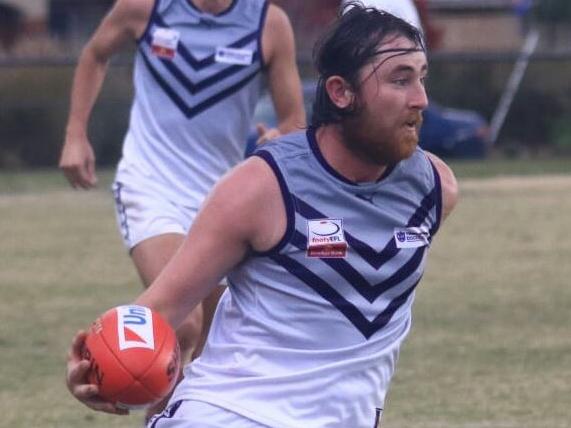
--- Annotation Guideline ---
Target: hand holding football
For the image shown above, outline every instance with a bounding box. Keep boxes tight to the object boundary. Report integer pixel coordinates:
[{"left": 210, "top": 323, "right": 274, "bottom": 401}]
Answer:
[{"left": 82, "top": 305, "right": 180, "bottom": 409}]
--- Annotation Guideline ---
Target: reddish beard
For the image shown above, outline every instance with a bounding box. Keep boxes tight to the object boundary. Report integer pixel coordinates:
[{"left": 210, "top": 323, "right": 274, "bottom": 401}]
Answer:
[{"left": 341, "top": 111, "right": 423, "bottom": 166}]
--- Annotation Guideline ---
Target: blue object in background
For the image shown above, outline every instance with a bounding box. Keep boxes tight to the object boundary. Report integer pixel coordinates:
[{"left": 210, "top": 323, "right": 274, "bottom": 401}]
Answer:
[{"left": 420, "top": 103, "right": 489, "bottom": 159}]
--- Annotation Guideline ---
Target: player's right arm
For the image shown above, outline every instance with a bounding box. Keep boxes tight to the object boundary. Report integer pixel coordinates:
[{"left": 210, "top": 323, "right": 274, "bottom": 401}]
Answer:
[
  {"left": 59, "top": 0, "right": 153, "bottom": 189},
  {"left": 135, "top": 156, "right": 287, "bottom": 329},
  {"left": 66, "top": 156, "right": 287, "bottom": 412}
]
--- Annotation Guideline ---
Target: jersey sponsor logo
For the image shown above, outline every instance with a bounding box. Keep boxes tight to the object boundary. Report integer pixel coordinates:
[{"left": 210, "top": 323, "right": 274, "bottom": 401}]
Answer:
[
  {"left": 151, "top": 27, "right": 180, "bottom": 59},
  {"left": 307, "top": 218, "right": 348, "bottom": 258},
  {"left": 117, "top": 305, "right": 155, "bottom": 351},
  {"left": 393, "top": 226, "right": 429, "bottom": 249},
  {"left": 215, "top": 47, "right": 254, "bottom": 66}
]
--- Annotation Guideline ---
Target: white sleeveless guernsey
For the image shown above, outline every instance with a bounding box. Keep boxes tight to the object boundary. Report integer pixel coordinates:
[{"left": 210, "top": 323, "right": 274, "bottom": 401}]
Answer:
[
  {"left": 172, "top": 129, "right": 443, "bottom": 428},
  {"left": 119, "top": 0, "right": 267, "bottom": 208}
]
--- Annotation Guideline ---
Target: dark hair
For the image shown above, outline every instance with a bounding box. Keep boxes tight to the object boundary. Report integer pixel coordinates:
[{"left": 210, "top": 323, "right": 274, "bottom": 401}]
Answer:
[{"left": 311, "top": 2, "right": 425, "bottom": 127}]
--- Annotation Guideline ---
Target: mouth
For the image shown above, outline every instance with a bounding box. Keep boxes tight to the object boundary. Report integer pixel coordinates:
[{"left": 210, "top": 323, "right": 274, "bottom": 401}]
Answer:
[
  {"left": 404, "top": 120, "right": 418, "bottom": 132},
  {"left": 404, "top": 115, "right": 423, "bottom": 131}
]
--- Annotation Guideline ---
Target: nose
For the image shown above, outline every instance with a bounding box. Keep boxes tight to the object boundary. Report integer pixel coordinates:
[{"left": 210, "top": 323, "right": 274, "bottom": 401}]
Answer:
[{"left": 410, "top": 82, "right": 429, "bottom": 111}]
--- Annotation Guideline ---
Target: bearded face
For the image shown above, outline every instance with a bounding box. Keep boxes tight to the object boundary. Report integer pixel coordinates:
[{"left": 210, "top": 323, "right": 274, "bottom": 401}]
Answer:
[{"left": 339, "top": 36, "right": 428, "bottom": 167}]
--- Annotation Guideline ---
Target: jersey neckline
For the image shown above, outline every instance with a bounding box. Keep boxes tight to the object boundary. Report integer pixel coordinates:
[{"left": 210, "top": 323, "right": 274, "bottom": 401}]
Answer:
[
  {"left": 186, "top": 0, "right": 239, "bottom": 17},
  {"left": 306, "top": 127, "right": 396, "bottom": 188}
]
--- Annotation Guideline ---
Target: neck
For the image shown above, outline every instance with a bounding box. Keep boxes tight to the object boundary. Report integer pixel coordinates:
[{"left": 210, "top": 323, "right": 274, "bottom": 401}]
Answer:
[
  {"left": 190, "top": 0, "right": 233, "bottom": 14},
  {"left": 315, "top": 125, "right": 388, "bottom": 183}
]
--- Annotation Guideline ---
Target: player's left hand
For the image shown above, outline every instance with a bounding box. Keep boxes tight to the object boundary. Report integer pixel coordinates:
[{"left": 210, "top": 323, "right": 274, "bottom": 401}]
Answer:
[
  {"left": 256, "top": 123, "right": 281, "bottom": 145},
  {"left": 66, "top": 330, "right": 129, "bottom": 415}
]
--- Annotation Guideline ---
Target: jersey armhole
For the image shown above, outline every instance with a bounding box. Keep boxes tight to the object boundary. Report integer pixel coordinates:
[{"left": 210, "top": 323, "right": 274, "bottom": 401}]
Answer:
[
  {"left": 136, "top": 0, "right": 161, "bottom": 46},
  {"left": 252, "top": 150, "right": 295, "bottom": 256},
  {"left": 257, "top": 0, "right": 270, "bottom": 69},
  {"left": 427, "top": 157, "right": 443, "bottom": 236}
]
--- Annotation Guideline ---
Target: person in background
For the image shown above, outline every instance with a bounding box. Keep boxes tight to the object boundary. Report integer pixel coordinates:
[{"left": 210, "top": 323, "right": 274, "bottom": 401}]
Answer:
[
  {"left": 59, "top": 0, "right": 305, "bottom": 418},
  {"left": 341, "top": 0, "right": 444, "bottom": 49},
  {"left": 66, "top": 4, "right": 458, "bottom": 427}
]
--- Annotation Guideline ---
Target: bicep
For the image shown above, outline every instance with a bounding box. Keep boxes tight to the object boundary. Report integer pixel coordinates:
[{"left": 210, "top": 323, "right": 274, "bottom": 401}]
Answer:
[
  {"left": 134, "top": 158, "right": 285, "bottom": 328},
  {"left": 135, "top": 185, "right": 252, "bottom": 329}
]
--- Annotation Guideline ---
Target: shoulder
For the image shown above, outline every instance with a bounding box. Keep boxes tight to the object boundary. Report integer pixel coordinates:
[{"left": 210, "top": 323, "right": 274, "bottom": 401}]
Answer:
[
  {"left": 254, "top": 130, "right": 310, "bottom": 162},
  {"left": 110, "top": 0, "right": 154, "bottom": 17},
  {"left": 424, "top": 151, "right": 459, "bottom": 222},
  {"left": 263, "top": 3, "right": 294, "bottom": 39},
  {"left": 264, "top": 3, "right": 291, "bottom": 28},
  {"left": 107, "top": 0, "right": 154, "bottom": 34},
  {"left": 261, "top": 3, "right": 295, "bottom": 60},
  {"left": 208, "top": 156, "right": 286, "bottom": 252}
]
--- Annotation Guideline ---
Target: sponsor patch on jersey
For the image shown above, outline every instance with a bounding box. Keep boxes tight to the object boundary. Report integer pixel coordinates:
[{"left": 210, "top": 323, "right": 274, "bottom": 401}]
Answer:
[
  {"left": 151, "top": 27, "right": 180, "bottom": 59},
  {"left": 215, "top": 47, "right": 254, "bottom": 65},
  {"left": 393, "top": 226, "right": 430, "bottom": 249},
  {"left": 117, "top": 305, "right": 155, "bottom": 351},
  {"left": 307, "top": 218, "right": 348, "bottom": 258}
]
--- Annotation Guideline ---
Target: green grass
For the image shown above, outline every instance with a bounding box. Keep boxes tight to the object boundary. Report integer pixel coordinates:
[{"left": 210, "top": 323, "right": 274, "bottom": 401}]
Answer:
[
  {"left": 0, "top": 163, "right": 570, "bottom": 427},
  {"left": 448, "top": 157, "right": 571, "bottom": 178},
  {"left": 383, "top": 174, "right": 571, "bottom": 428}
]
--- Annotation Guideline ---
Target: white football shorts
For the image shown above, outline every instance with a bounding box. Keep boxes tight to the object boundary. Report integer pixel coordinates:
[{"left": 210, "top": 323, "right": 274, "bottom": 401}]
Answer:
[
  {"left": 111, "top": 174, "right": 199, "bottom": 251},
  {"left": 147, "top": 400, "right": 271, "bottom": 428}
]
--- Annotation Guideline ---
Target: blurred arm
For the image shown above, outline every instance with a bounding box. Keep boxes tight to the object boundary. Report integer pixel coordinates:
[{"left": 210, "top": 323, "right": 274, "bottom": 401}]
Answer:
[
  {"left": 426, "top": 151, "right": 459, "bottom": 222},
  {"left": 257, "top": 4, "right": 306, "bottom": 144},
  {"left": 59, "top": 0, "right": 152, "bottom": 189}
]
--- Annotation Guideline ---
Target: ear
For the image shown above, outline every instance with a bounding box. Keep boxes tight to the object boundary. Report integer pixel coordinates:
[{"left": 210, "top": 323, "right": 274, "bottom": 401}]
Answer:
[{"left": 325, "top": 76, "right": 355, "bottom": 109}]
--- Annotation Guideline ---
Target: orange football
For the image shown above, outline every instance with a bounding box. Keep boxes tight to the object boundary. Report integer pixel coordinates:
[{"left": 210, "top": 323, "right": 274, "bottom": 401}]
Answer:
[{"left": 83, "top": 305, "right": 180, "bottom": 409}]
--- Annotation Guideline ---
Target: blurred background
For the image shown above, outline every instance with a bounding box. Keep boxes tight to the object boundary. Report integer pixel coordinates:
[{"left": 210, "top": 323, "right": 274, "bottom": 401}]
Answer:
[{"left": 0, "top": 0, "right": 570, "bottom": 168}]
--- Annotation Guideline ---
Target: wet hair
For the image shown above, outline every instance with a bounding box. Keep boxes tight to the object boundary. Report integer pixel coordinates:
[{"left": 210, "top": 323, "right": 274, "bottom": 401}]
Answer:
[{"left": 311, "top": 2, "right": 426, "bottom": 127}]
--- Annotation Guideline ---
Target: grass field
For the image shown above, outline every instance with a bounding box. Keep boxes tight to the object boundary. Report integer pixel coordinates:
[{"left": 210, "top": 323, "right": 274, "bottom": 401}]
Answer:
[{"left": 1, "top": 161, "right": 570, "bottom": 428}]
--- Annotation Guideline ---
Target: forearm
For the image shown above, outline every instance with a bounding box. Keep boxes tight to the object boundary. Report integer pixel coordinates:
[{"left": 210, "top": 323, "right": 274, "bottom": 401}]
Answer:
[{"left": 65, "top": 47, "right": 110, "bottom": 140}]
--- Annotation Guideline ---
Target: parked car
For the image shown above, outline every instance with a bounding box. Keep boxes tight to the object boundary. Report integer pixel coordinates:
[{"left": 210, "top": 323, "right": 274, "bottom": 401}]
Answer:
[{"left": 246, "top": 80, "right": 489, "bottom": 159}]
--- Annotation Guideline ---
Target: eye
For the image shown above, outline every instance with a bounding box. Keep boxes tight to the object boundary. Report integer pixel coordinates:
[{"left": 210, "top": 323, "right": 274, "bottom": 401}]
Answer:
[{"left": 393, "top": 78, "right": 410, "bottom": 87}]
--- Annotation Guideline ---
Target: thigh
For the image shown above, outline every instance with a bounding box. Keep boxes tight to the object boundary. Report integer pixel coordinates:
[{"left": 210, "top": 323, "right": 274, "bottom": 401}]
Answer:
[
  {"left": 131, "top": 233, "right": 185, "bottom": 287},
  {"left": 148, "top": 400, "right": 270, "bottom": 428}
]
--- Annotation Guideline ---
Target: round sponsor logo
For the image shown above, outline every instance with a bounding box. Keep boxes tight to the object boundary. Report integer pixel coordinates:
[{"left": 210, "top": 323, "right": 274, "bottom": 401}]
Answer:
[{"left": 312, "top": 220, "right": 340, "bottom": 236}]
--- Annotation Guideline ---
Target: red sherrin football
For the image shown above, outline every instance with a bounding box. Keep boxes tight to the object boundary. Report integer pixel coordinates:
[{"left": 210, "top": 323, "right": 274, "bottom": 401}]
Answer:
[{"left": 83, "top": 305, "right": 180, "bottom": 409}]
